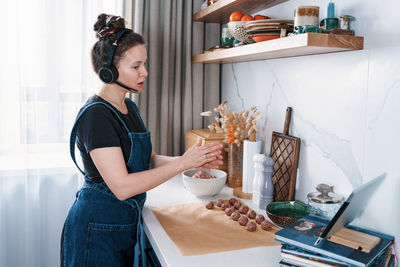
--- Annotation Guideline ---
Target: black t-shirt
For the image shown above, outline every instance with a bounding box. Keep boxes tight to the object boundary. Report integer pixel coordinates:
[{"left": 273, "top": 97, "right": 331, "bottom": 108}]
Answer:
[{"left": 76, "top": 95, "right": 146, "bottom": 183}]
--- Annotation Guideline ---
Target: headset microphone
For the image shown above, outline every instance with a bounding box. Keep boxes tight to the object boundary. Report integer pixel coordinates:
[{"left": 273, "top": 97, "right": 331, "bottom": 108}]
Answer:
[
  {"left": 98, "top": 28, "right": 138, "bottom": 93},
  {"left": 114, "top": 80, "right": 137, "bottom": 93}
]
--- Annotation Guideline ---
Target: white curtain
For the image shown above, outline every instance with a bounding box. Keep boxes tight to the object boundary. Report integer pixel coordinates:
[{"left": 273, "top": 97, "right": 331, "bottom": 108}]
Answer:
[
  {"left": 131, "top": 0, "right": 220, "bottom": 156},
  {"left": 0, "top": 1, "right": 126, "bottom": 266}
]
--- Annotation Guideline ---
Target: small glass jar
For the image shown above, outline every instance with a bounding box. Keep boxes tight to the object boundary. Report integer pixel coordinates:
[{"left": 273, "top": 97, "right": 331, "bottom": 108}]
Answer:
[
  {"left": 227, "top": 142, "right": 243, "bottom": 188},
  {"left": 221, "top": 27, "right": 234, "bottom": 47},
  {"left": 307, "top": 183, "right": 344, "bottom": 219},
  {"left": 294, "top": 6, "right": 320, "bottom": 27}
]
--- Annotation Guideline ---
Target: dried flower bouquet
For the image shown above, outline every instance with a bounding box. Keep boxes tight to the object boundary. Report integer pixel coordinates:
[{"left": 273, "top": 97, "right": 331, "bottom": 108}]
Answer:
[{"left": 204, "top": 100, "right": 262, "bottom": 146}]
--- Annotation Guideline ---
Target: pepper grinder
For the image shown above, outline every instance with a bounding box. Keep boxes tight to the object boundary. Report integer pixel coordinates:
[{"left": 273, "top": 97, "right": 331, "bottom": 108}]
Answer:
[
  {"left": 252, "top": 154, "right": 275, "bottom": 210},
  {"left": 259, "top": 155, "right": 275, "bottom": 211}
]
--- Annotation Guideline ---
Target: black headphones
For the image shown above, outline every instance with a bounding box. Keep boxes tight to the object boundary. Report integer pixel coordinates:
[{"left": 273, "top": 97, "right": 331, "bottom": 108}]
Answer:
[{"left": 98, "top": 28, "right": 137, "bottom": 93}]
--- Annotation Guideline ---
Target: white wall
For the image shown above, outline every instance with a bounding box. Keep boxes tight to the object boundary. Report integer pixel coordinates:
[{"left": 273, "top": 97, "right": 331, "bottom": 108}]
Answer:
[{"left": 221, "top": 0, "right": 400, "bottom": 255}]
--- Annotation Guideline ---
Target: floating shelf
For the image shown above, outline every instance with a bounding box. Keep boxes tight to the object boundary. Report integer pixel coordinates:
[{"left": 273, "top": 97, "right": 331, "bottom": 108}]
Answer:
[
  {"left": 194, "top": 0, "right": 288, "bottom": 23},
  {"left": 192, "top": 33, "right": 364, "bottom": 64}
]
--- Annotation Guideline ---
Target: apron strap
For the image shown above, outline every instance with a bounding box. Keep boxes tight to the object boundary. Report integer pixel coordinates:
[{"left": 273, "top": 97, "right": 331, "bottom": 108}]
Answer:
[
  {"left": 132, "top": 199, "right": 146, "bottom": 267},
  {"left": 69, "top": 101, "right": 131, "bottom": 175},
  {"left": 125, "top": 98, "right": 148, "bottom": 131}
]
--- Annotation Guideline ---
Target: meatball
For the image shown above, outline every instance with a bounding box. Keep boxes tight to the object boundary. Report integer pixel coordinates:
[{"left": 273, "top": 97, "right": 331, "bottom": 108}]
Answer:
[
  {"left": 221, "top": 202, "right": 230, "bottom": 210},
  {"left": 247, "top": 209, "right": 256, "bottom": 219},
  {"left": 231, "top": 211, "right": 240, "bottom": 221},
  {"left": 205, "top": 201, "right": 214, "bottom": 209},
  {"left": 246, "top": 221, "right": 257, "bottom": 232},
  {"left": 238, "top": 215, "right": 249, "bottom": 226},
  {"left": 238, "top": 205, "right": 249, "bottom": 214},
  {"left": 229, "top": 198, "right": 238, "bottom": 205},
  {"left": 261, "top": 220, "right": 273, "bottom": 231},
  {"left": 215, "top": 199, "right": 224, "bottom": 207},
  {"left": 225, "top": 207, "right": 235, "bottom": 216},
  {"left": 255, "top": 214, "right": 265, "bottom": 224},
  {"left": 233, "top": 201, "right": 242, "bottom": 210},
  {"left": 193, "top": 171, "right": 216, "bottom": 179}
]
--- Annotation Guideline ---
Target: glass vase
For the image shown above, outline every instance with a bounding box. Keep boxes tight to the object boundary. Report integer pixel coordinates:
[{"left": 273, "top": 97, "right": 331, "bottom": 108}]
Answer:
[{"left": 227, "top": 142, "right": 243, "bottom": 188}]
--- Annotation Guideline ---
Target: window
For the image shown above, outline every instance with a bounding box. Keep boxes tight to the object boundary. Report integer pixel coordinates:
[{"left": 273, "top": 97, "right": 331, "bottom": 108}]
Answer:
[{"left": 0, "top": 0, "right": 127, "bottom": 170}]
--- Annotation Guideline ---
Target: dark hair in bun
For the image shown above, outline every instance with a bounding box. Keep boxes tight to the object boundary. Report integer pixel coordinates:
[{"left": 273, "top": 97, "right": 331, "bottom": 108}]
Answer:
[{"left": 91, "top": 13, "right": 145, "bottom": 74}]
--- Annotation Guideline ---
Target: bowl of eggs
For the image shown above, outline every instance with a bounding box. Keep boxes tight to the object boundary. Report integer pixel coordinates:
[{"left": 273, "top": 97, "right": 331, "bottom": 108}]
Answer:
[{"left": 182, "top": 169, "right": 227, "bottom": 198}]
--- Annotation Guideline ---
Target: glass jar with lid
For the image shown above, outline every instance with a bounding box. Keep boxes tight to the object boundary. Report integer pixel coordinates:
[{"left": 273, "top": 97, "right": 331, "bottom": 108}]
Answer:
[
  {"left": 221, "top": 26, "right": 234, "bottom": 47},
  {"left": 307, "top": 183, "right": 344, "bottom": 219}
]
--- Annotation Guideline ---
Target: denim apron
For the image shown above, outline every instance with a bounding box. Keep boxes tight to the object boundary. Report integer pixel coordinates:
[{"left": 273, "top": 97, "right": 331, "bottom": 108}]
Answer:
[{"left": 62, "top": 98, "right": 152, "bottom": 267}]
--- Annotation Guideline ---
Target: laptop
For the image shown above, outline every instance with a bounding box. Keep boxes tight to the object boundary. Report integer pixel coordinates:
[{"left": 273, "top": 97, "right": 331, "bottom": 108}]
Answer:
[{"left": 314, "top": 173, "right": 386, "bottom": 246}]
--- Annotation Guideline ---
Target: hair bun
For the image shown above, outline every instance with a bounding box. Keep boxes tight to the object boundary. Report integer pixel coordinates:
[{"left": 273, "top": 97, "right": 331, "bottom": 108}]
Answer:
[{"left": 94, "top": 13, "right": 126, "bottom": 40}]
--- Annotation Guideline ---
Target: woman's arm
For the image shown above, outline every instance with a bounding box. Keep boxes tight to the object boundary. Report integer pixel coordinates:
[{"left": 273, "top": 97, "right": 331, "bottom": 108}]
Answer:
[
  {"left": 90, "top": 138, "right": 223, "bottom": 201},
  {"left": 150, "top": 152, "right": 179, "bottom": 168},
  {"left": 150, "top": 149, "right": 223, "bottom": 170}
]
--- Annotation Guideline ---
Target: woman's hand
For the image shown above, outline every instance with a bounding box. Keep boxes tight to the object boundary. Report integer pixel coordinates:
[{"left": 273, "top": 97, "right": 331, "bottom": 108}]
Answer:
[{"left": 181, "top": 138, "right": 223, "bottom": 172}]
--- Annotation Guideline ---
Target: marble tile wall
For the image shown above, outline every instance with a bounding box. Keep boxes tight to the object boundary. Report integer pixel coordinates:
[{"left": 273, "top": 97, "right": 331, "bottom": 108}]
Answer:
[{"left": 220, "top": 0, "right": 400, "bottom": 255}]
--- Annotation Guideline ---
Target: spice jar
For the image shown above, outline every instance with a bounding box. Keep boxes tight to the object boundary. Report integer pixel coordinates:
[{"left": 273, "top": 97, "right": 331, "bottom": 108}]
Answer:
[
  {"left": 307, "top": 183, "right": 344, "bottom": 219},
  {"left": 294, "top": 6, "right": 320, "bottom": 27}
]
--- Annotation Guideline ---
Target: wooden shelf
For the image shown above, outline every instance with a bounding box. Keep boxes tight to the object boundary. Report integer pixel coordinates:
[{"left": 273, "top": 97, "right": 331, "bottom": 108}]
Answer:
[
  {"left": 194, "top": 0, "right": 288, "bottom": 23},
  {"left": 192, "top": 33, "right": 364, "bottom": 64}
]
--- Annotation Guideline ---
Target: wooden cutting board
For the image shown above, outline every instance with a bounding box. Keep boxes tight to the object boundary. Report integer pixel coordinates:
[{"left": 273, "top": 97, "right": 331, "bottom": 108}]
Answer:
[
  {"left": 185, "top": 129, "right": 228, "bottom": 173},
  {"left": 269, "top": 107, "right": 301, "bottom": 201}
]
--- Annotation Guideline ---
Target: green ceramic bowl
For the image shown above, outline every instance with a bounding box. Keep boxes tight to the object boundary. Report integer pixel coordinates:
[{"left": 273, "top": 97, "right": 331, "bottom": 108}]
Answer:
[{"left": 266, "top": 200, "right": 309, "bottom": 228}]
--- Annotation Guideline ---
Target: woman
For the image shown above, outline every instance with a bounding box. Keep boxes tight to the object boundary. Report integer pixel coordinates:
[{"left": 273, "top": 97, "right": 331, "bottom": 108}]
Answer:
[{"left": 61, "top": 14, "right": 223, "bottom": 267}]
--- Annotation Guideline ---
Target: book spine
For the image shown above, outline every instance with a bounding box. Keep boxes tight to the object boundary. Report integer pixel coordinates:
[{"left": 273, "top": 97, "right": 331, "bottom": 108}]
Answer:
[
  {"left": 281, "top": 249, "right": 350, "bottom": 266},
  {"left": 276, "top": 237, "right": 365, "bottom": 267}
]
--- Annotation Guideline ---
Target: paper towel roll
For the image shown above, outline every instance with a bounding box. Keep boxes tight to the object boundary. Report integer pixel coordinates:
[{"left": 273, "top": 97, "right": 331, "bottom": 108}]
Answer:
[{"left": 242, "top": 140, "right": 262, "bottom": 193}]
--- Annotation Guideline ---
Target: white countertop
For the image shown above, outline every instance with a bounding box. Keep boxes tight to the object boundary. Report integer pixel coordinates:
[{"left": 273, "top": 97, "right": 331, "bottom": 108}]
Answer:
[{"left": 142, "top": 174, "right": 281, "bottom": 267}]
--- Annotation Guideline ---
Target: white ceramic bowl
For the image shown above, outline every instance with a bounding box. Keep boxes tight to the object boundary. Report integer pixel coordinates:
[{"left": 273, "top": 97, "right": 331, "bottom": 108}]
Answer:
[{"left": 182, "top": 169, "right": 227, "bottom": 198}]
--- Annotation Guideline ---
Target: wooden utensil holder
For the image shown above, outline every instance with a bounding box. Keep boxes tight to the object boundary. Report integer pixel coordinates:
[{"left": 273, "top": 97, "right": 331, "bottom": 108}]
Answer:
[{"left": 328, "top": 227, "right": 381, "bottom": 253}]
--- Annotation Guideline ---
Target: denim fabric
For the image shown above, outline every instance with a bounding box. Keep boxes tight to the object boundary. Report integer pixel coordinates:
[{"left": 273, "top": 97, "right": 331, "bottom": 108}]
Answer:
[
  {"left": 62, "top": 98, "right": 152, "bottom": 267},
  {"left": 127, "top": 131, "right": 152, "bottom": 173}
]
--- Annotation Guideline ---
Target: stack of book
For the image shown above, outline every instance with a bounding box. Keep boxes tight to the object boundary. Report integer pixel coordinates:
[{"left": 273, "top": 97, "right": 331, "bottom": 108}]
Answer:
[{"left": 275, "top": 215, "right": 395, "bottom": 267}]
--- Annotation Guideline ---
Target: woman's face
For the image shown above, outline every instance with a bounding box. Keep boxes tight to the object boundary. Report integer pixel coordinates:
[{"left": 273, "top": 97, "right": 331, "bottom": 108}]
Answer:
[{"left": 117, "top": 44, "right": 148, "bottom": 93}]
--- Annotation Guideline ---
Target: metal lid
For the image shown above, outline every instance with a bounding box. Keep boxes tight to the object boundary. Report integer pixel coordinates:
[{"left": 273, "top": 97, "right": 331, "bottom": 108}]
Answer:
[{"left": 307, "top": 183, "right": 344, "bottom": 204}]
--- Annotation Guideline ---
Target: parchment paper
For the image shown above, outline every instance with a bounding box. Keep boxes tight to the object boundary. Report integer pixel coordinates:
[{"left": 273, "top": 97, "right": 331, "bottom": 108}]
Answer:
[{"left": 150, "top": 202, "right": 280, "bottom": 256}]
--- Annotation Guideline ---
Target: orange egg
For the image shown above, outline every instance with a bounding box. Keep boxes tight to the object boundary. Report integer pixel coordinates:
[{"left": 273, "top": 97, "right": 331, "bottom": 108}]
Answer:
[
  {"left": 241, "top": 14, "right": 254, "bottom": 21},
  {"left": 229, "top": 11, "right": 244, "bottom": 22},
  {"left": 254, "top": 15, "right": 270, "bottom": 20}
]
